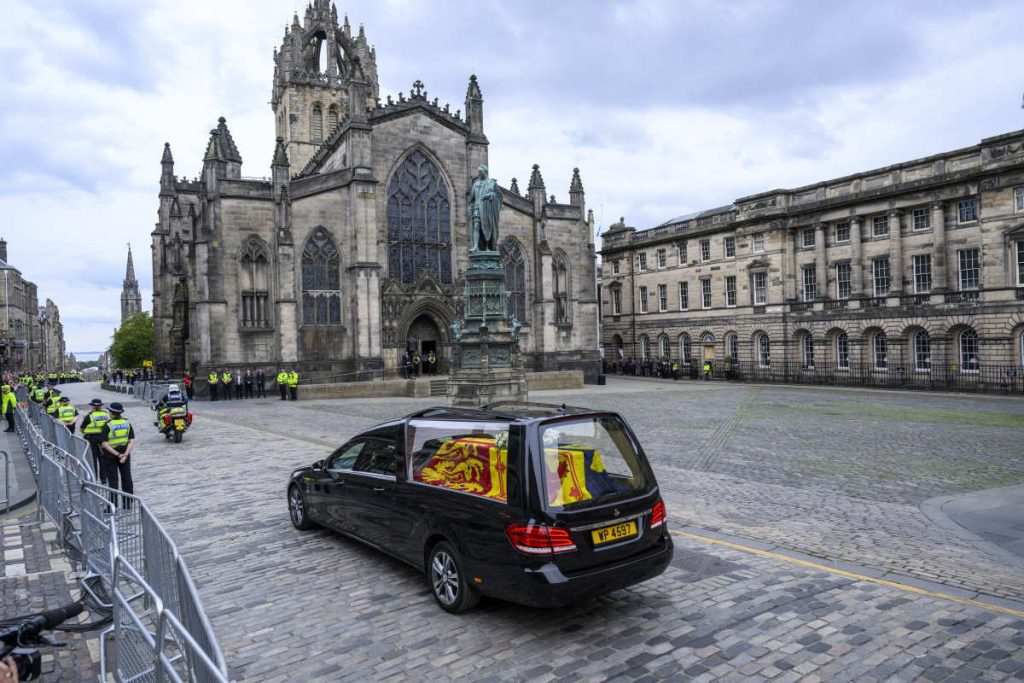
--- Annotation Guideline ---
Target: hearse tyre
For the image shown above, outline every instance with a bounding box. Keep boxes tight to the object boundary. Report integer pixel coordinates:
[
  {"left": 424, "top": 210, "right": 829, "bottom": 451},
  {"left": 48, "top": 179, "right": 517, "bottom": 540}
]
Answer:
[
  {"left": 427, "top": 540, "right": 481, "bottom": 614},
  {"left": 288, "top": 484, "right": 316, "bottom": 531}
]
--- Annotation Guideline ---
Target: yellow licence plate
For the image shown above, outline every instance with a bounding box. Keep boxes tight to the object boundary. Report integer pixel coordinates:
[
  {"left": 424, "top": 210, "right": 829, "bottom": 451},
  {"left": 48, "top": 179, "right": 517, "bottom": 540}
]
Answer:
[
  {"left": 591, "top": 521, "right": 638, "bottom": 545},
  {"left": 174, "top": 419, "right": 186, "bottom": 429}
]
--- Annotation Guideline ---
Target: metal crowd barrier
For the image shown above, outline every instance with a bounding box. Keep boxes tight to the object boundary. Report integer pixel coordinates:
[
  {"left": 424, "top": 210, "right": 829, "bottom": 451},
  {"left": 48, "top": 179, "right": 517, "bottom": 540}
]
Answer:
[
  {"left": 0, "top": 450, "right": 9, "bottom": 515},
  {"left": 13, "top": 386, "right": 230, "bottom": 682},
  {"left": 132, "top": 381, "right": 171, "bottom": 403}
]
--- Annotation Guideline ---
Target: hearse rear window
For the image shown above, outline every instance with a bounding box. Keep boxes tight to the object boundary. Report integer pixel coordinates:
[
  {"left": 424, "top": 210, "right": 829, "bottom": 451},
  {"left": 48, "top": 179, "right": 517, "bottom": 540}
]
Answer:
[
  {"left": 540, "top": 417, "right": 648, "bottom": 509},
  {"left": 407, "top": 419, "right": 513, "bottom": 503}
]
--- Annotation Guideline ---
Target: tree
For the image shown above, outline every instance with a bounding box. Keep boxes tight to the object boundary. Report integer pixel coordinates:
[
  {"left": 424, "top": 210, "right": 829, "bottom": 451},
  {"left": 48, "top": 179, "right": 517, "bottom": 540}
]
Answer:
[{"left": 109, "top": 312, "right": 154, "bottom": 368}]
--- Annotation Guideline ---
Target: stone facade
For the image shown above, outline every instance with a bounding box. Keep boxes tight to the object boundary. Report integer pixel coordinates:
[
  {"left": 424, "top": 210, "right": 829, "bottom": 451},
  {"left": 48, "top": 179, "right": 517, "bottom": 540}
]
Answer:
[
  {"left": 0, "top": 239, "right": 65, "bottom": 373},
  {"left": 152, "top": 1, "right": 600, "bottom": 385},
  {"left": 600, "top": 129, "right": 1024, "bottom": 377}
]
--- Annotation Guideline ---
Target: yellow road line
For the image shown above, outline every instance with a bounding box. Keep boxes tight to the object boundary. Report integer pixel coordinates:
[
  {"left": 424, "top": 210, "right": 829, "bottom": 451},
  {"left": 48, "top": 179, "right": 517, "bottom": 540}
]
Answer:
[{"left": 670, "top": 529, "right": 1024, "bottom": 618}]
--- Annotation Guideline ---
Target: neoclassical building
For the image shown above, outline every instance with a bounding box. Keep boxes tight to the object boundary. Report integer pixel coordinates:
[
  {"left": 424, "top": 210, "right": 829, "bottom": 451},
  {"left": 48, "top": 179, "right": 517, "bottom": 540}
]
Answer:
[
  {"left": 600, "top": 128, "right": 1024, "bottom": 381},
  {"left": 151, "top": 1, "right": 599, "bottom": 381}
]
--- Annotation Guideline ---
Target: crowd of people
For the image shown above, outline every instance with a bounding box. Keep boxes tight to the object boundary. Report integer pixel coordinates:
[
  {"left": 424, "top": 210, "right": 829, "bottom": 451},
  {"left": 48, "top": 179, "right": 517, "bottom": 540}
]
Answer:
[
  {"left": 207, "top": 368, "right": 297, "bottom": 401},
  {"left": 400, "top": 350, "right": 438, "bottom": 379},
  {"left": 602, "top": 357, "right": 716, "bottom": 381}
]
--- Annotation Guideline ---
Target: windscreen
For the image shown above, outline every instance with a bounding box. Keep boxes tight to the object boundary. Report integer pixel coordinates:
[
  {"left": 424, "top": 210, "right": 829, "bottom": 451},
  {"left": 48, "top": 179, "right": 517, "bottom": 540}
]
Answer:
[{"left": 539, "top": 416, "right": 649, "bottom": 509}]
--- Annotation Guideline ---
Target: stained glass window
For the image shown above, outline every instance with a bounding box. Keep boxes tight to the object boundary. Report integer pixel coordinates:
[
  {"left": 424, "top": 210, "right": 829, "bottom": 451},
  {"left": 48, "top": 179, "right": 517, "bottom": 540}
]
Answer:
[
  {"left": 239, "top": 238, "right": 271, "bottom": 328},
  {"left": 302, "top": 228, "right": 341, "bottom": 325},
  {"left": 387, "top": 150, "right": 452, "bottom": 284},
  {"left": 501, "top": 238, "right": 526, "bottom": 322}
]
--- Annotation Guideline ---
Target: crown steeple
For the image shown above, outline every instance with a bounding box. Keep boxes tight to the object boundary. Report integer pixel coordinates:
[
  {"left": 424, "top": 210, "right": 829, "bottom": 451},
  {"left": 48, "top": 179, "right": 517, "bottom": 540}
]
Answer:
[{"left": 121, "top": 244, "right": 143, "bottom": 323}]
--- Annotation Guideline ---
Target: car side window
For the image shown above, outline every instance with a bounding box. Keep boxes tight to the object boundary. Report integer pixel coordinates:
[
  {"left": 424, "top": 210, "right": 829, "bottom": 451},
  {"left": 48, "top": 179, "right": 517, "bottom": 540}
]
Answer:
[
  {"left": 353, "top": 437, "right": 398, "bottom": 477},
  {"left": 328, "top": 441, "right": 365, "bottom": 471}
]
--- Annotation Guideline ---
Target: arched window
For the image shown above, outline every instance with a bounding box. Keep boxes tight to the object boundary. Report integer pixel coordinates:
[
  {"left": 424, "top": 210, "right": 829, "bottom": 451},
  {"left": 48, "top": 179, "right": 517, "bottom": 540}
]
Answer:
[
  {"left": 387, "top": 150, "right": 452, "bottom": 284},
  {"left": 959, "top": 328, "right": 979, "bottom": 371},
  {"left": 639, "top": 335, "right": 651, "bottom": 360},
  {"left": 501, "top": 239, "right": 526, "bottom": 322},
  {"left": 801, "top": 333, "right": 815, "bottom": 368},
  {"left": 914, "top": 330, "right": 931, "bottom": 371},
  {"left": 239, "top": 238, "right": 270, "bottom": 328},
  {"left": 835, "top": 332, "right": 850, "bottom": 370},
  {"left": 659, "top": 335, "right": 671, "bottom": 359},
  {"left": 553, "top": 254, "right": 569, "bottom": 324},
  {"left": 725, "top": 333, "right": 738, "bottom": 360},
  {"left": 302, "top": 228, "right": 341, "bottom": 325},
  {"left": 678, "top": 334, "right": 692, "bottom": 365},
  {"left": 311, "top": 103, "right": 324, "bottom": 144},
  {"left": 756, "top": 333, "right": 771, "bottom": 368},
  {"left": 873, "top": 331, "right": 888, "bottom": 370},
  {"left": 327, "top": 105, "right": 339, "bottom": 135}
]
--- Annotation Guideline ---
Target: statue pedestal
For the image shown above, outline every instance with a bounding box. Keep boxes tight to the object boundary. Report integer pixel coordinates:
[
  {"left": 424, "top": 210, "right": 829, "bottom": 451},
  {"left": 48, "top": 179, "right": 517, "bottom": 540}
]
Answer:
[{"left": 448, "top": 252, "right": 527, "bottom": 408}]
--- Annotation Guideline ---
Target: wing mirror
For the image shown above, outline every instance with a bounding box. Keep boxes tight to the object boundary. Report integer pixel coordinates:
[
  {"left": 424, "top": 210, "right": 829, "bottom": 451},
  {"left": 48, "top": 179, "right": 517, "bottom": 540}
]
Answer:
[{"left": 312, "top": 459, "right": 325, "bottom": 471}]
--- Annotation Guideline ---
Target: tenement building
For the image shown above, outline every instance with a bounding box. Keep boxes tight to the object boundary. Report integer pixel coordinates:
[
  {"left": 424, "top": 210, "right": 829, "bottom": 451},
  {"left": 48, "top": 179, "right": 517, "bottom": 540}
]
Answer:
[
  {"left": 151, "top": 1, "right": 599, "bottom": 381},
  {"left": 600, "top": 129, "right": 1024, "bottom": 384}
]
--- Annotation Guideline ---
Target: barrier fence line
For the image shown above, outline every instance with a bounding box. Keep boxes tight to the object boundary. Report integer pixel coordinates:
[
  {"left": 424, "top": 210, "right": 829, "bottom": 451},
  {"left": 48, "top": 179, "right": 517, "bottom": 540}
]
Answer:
[
  {"left": 0, "top": 451, "right": 8, "bottom": 515},
  {"left": 12, "top": 385, "right": 230, "bottom": 682}
]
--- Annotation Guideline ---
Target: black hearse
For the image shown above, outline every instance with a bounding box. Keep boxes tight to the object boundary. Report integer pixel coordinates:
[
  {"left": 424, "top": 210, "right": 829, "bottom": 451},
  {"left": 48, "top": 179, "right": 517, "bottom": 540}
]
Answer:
[{"left": 287, "top": 402, "right": 673, "bottom": 612}]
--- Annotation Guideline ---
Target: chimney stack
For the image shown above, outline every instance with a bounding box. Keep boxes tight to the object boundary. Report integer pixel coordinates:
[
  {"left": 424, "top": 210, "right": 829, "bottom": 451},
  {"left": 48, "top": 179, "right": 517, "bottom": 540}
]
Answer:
[{"left": 0, "top": 238, "right": 8, "bottom": 262}]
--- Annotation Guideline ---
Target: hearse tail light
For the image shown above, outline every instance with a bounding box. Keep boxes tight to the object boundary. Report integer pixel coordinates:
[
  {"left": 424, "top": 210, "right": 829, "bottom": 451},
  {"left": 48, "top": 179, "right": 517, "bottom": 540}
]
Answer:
[
  {"left": 506, "top": 523, "right": 577, "bottom": 555},
  {"left": 650, "top": 501, "right": 666, "bottom": 529}
]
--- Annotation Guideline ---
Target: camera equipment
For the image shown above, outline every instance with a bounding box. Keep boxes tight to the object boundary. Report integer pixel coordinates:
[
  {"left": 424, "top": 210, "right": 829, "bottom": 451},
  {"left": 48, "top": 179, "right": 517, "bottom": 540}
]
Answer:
[{"left": 0, "top": 602, "right": 84, "bottom": 681}]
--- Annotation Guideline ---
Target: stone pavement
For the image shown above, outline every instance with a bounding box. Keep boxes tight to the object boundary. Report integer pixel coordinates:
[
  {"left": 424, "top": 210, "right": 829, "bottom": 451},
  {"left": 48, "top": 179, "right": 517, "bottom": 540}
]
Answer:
[
  {"left": 923, "top": 484, "right": 1024, "bottom": 560},
  {"left": 36, "top": 380, "right": 1024, "bottom": 680}
]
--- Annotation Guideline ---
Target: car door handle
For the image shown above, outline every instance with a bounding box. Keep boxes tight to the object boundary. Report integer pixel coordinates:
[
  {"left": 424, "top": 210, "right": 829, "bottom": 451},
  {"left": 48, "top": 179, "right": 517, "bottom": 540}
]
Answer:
[{"left": 372, "top": 486, "right": 386, "bottom": 493}]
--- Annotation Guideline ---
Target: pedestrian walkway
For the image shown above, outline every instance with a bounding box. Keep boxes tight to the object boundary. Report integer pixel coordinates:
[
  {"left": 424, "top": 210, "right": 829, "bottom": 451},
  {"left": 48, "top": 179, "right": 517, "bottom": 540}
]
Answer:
[{"left": 1, "top": 423, "right": 35, "bottom": 511}]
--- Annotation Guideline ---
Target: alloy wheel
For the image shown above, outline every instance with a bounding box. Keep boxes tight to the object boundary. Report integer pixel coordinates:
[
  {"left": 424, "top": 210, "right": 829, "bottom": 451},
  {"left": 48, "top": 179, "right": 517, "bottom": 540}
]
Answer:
[{"left": 431, "top": 551, "right": 459, "bottom": 606}]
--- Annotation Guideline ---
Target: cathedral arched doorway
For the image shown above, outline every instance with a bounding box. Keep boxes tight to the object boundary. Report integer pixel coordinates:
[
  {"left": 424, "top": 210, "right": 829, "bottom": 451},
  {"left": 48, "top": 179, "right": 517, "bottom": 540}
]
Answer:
[{"left": 406, "top": 314, "right": 444, "bottom": 375}]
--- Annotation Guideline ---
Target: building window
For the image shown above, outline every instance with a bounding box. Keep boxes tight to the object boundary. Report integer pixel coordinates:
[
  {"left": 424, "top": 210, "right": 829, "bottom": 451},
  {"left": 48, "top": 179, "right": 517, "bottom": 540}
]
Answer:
[
  {"left": 657, "top": 248, "right": 667, "bottom": 268},
  {"left": 1016, "top": 241, "right": 1024, "bottom": 286},
  {"left": 835, "top": 222, "right": 850, "bottom": 243},
  {"left": 679, "top": 334, "right": 692, "bottom": 365},
  {"left": 700, "top": 239, "right": 711, "bottom": 262},
  {"left": 836, "top": 332, "right": 850, "bottom": 370},
  {"left": 836, "top": 262, "right": 851, "bottom": 300},
  {"left": 802, "top": 266, "right": 817, "bottom": 302},
  {"left": 677, "top": 243, "right": 687, "bottom": 264},
  {"left": 640, "top": 335, "right": 651, "bottom": 360},
  {"left": 678, "top": 282, "right": 689, "bottom": 310},
  {"left": 612, "top": 260, "right": 620, "bottom": 275},
  {"left": 913, "top": 208, "right": 930, "bottom": 231},
  {"left": 872, "top": 332, "right": 888, "bottom": 370},
  {"left": 726, "top": 333, "right": 738, "bottom": 360},
  {"left": 1015, "top": 187, "right": 1024, "bottom": 213},
  {"left": 311, "top": 103, "right": 324, "bottom": 143},
  {"left": 724, "top": 236, "right": 736, "bottom": 258},
  {"left": 913, "top": 254, "right": 932, "bottom": 293},
  {"left": 872, "top": 257, "right": 891, "bottom": 297},
  {"left": 301, "top": 228, "right": 341, "bottom": 325},
  {"left": 638, "top": 286, "right": 648, "bottom": 313},
  {"left": 553, "top": 255, "right": 570, "bottom": 324},
  {"left": 327, "top": 105, "right": 340, "bottom": 136},
  {"left": 501, "top": 239, "right": 527, "bottom": 322},
  {"left": 659, "top": 335, "right": 675, "bottom": 360},
  {"left": 914, "top": 331, "right": 931, "bottom": 372},
  {"left": 752, "top": 271, "right": 767, "bottom": 305},
  {"left": 752, "top": 232, "right": 764, "bottom": 253},
  {"left": 725, "top": 276, "right": 737, "bottom": 307},
  {"left": 958, "top": 248, "right": 980, "bottom": 290},
  {"left": 638, "top": 252, "right": 648, "bottom": 271},
  {"left": 611, "top": 288, "right": 622, "bottom": 315},
  {"left": 872, "top": 215, "right": 889, "bottom": 237},
  {"left": 700, "top": 279, "right": 712, "bottom": 309},
  {"left": 959, "top": 328, "right": 979, "bottom": 371},
  {"left": 658, "top": 284, "right": 667, "bottom": 312},
  {"left": 958, "top": 198, "right": 978, "bottom": 223},
  {"left": 755, "top": 333, "right": 770, "bottom": 368},
  {"left": 387, "top": 149, "right": 453, "bottom": 284},
  {"left": 239, "top": 238, "right": 271, "bottom": 328},
  {"left": 801, "top": 334, "right": 815, "bottom": 368},
  {"left": 802, "top": 227, "right": 815, "bottom": 248}
]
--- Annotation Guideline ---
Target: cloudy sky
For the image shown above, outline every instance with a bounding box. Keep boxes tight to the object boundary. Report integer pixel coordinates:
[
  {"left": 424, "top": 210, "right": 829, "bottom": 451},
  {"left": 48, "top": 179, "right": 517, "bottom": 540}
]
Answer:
[{"left": 2, "top": 0, "right": 1023, "bottom": 356}]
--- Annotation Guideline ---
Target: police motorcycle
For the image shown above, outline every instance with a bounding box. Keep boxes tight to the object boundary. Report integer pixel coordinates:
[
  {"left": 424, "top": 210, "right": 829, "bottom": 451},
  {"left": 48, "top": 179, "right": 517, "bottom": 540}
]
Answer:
[{"left": 151, "top": 384, "right": 193, "bottom": 443}]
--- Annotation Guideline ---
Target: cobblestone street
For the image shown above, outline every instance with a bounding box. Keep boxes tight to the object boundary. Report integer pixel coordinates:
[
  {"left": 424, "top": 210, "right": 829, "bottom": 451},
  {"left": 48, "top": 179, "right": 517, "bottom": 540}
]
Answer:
[{"left": 55, "top": 379, "right": 1024, "bottom": 681}]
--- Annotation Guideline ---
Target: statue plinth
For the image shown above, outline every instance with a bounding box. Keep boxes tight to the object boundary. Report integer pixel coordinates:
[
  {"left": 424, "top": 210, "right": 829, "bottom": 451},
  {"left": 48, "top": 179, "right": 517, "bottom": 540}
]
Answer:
[{"left": 447, "top": 252, "right": 527, "bottom": 407}]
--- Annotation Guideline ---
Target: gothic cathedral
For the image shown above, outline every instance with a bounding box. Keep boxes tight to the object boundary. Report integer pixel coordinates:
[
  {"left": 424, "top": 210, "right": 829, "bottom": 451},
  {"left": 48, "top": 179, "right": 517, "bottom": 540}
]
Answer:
[{"left": 151, "top": 1, "right": 600, "bottom": 381}]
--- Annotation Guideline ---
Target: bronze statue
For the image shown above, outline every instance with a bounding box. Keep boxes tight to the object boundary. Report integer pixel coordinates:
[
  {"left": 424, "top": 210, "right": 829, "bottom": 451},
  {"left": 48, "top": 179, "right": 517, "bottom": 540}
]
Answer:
[{"left": 467, "top": 164, "right": 501, "bottom": 252}]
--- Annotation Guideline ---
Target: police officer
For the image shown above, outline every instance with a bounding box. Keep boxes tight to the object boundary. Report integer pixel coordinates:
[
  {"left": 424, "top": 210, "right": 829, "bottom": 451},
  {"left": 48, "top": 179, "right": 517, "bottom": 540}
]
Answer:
[
  {"left": 100, "top": 402, "right": 135, "bottom": 508},
  {"left": 277, "top": 369, "right": 288, "bottom": 400},
  {"left": 255, "top": 368, "right": 266, "bottom": 398},
  {"left": 208, "top": 370, "right": 219, "bottom": 401},
  {"left": 287, "top": 368, "right": 299, "bottom": 401},
  {"left": 46, "top": 388, "right": 62, "bottom": 417},
  {"left": 30, "top": 382, "right": 48, "bottom": 405},
  {"left": 57, "top": 396, "right": 78, "bottom": 433},
  {"left": 80, "top": 398, "right": 110, "bottom": 484},
  {"left": 221, "top": 369, "right": 233, "bottom": 400},
  {"left": 1, "top": 384, "right": 16, "bottom": 432}
]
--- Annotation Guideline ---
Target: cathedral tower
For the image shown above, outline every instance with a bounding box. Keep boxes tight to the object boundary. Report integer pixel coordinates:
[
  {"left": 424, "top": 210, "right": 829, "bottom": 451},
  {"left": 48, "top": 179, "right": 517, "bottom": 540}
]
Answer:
[
  {"left": 271, "top": 0, "right": 380, "bottom": 174},
  {"left": 121, "top": 245, "right": 143, "bottom": 322}
]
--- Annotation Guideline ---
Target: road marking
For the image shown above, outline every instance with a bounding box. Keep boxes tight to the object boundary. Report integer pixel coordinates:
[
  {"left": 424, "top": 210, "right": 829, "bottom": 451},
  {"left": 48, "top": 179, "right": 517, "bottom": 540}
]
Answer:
[
  {"left": 670, "top": 529, "right": 1024, "bottom": 618},
  {"left": 198, "top": 413, "right": 334, "bottom": 451}
]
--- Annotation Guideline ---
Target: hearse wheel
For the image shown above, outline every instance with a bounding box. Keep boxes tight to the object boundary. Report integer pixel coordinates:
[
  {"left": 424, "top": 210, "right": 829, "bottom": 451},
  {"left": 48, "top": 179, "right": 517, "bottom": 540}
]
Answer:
[
  {"left": 288, "top": 485, "right": 315, "bottom": 530},
  {"left": 427, "top": 541, "right": 480, "bottom": 614}
]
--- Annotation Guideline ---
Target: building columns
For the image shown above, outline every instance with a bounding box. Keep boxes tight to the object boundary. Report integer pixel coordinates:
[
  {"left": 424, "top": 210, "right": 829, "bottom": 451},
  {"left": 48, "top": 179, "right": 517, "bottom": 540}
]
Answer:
[
  {"left": 931, "top": 201, "right": 947, "bottom": 291},
  {"left": 849, "top": 216, "right": 864, "bottom": 295},
  {"left": 889, "top": 210, "right": 903, "bottom": 294},
  {"left": 814, "top": 223, "right": 827, "bottom": 298}
]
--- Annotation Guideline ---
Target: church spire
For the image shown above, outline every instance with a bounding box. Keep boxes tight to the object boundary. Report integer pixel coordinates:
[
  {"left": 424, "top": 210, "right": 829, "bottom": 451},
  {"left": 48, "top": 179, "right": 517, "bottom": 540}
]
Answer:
[
  {"left": 125, "top": 244, "right": 137, "bottom": 283},
  {"left": 121, "top": 244, "right": 143, "bottom": 323}
]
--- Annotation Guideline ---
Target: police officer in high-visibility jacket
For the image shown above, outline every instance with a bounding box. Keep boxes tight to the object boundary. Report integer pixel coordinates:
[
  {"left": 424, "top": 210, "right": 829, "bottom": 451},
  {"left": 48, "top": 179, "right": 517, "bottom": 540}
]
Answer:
[
  {"left": 208, "top": 370, "right": 219, "bottom": 401},
  {"left": 277, "top": 369, "right": 288, "bottom": 401},
  {"left": 80, "top": 398, "right": 110, "bottom": 483},
  {"left": 221, "top": 370, "right": 233, "bottom": 401},
  {"left": 57, "top": 396, "right": 78, "bottom": 433},
  {"left": 30, "top": 383, "right": 48, "bottom": 405},
  {"left": 1, "top": 384, "right": 16, "bottom": 432},
  {"left": 100, "top": 402, "right": 135, "bottom": 508},
  {"left": 287, "top": 369, "right": 299, "bottom": 401},
  {"left": 46, "top": 388, "right": 63, "bottom": 417}
]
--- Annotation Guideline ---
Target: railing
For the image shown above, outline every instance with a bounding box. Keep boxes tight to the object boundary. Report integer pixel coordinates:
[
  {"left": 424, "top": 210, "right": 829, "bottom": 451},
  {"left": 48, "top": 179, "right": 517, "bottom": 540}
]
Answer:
[
  {"left": 900, "top": 294, "right": 930, "bottom": 306},
  {"left": 302, "top": 369, "right": 388, "bottom": 386},
  {"left": 944, "top": 290, "right": 980, "bottom": 303},
  {"left": 0, "top": 450, "right": 8, "bottom": 515},
  {"left": 13, "top": 387, "right": 230, "bottom": 682},
  {"left": 824, "top": 299, "right": 848, "bottom": 310}
]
